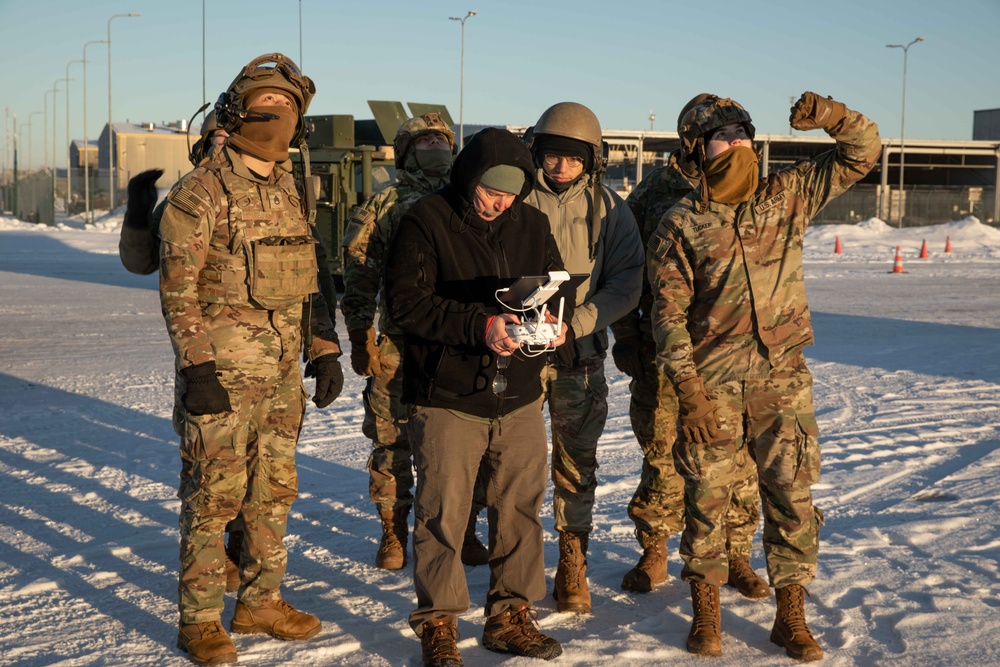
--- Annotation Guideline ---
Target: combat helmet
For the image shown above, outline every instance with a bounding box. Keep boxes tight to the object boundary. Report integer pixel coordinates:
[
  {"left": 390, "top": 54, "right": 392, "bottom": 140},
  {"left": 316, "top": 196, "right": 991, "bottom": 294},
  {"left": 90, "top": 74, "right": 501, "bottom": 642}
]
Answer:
[
  {"left": 393, "top": 113, "right": 456, "bottom": 169},
  {"left": 214, "top": 53, "right": 316, "bottom": 146},
  {"left": 677, "top": 96, "right": 755, "bottom": 167},
  {"left": 525, "top": 102, "right": 607, "bottom": 173}
]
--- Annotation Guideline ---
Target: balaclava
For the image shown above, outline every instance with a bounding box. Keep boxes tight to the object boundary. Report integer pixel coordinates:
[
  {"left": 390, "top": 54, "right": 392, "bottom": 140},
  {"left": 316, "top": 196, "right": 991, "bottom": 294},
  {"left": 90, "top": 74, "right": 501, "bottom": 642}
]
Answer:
[
  {"left": 702, "top": 144, "right": 759, "bottom": 206},
  {"left": 227, "top": 87, "right": 299, "bottom": 162},
  {"left": 405, "top": 145, "right": 453, "bottom": 178},
  {"left": 533, "top": 135, "right": 591, "bottom": 192}
]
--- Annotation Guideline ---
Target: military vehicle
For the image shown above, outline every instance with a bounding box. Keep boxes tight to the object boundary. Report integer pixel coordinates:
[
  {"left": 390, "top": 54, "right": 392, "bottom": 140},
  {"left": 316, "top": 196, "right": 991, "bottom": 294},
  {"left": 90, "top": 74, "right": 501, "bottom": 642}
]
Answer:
[{"left": 292, "top": 101, "right": 454, "bottom": 284}]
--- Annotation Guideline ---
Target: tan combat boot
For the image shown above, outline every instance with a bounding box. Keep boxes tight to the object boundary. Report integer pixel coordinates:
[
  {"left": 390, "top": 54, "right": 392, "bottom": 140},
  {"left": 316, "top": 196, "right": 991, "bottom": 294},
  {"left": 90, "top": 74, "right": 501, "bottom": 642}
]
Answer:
[
  {"left": 420, "top": 616, "right": 463, "bottom": 667},
  {"left": 686, "top": 581, "right": 722, "bottom": 656},
  {"left": 483, "top": 604, "right": 562, "bottom": 660},
  {"left": 460, "top": 508, "right": 489, "bottom": 566},
  {"left": 177, "top": 620, "right": 237, "bottom": 665},
  {"left": 376, "top": 507, "right": 409, "bottom": 570},
  {"left": 771, "top": 584, "right": 823, "bottom": 661},
  {"left": 230, "top": 598, "right": 321, "bottom": 640},
  {"left": 621, "top": 535, "right": 668, "bottom": 593},
  {"left": 727, "top": 555, "right": 770, "bottom": 599},
  {"left": 552, "top": 531, "right": 591, "bottom": 613},
  {"left": 223, "top": 530, "right": 242, "bottom": 593}
]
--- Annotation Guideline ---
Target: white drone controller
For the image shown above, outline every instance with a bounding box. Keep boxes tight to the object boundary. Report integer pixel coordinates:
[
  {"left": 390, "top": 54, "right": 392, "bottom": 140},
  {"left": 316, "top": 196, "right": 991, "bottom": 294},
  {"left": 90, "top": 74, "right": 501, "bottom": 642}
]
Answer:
[{"left": 502, "top": 271, "right": 568, "bottom": 348}]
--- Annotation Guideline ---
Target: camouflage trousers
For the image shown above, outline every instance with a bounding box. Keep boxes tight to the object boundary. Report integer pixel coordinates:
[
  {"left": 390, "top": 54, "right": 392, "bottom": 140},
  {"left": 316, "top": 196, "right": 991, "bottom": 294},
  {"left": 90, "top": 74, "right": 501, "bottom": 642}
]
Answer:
[
  {"left": 674, "top": 357, "right": 821, "bottom": 588},
  {"left": 364, "top": 333, "right": 486, "bottom": 515},
  {"left": 626, "top": 342, "right": 760, "bottom": 557},
  {"left": 176, "top": 358, "right": 306, "bottom": 623},
  {"left": 543, "top": 354, "right": 609, "bottom": 534}
]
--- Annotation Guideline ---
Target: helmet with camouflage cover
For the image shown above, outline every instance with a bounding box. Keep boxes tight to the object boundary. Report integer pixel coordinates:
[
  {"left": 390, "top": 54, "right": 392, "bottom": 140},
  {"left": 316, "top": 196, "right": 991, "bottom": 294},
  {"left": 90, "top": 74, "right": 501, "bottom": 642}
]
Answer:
[
  {"left": 214, "top": 53, "right": 316, "bottom": 146},
  {"left": 393, "top": 112, "right": 456, "bottom": 169},
  {"left": 526, "top": 102, "right": 607, "bottom": 173},
  {"left": 677, "top": 96, "right": 755, "bottom": 166}
]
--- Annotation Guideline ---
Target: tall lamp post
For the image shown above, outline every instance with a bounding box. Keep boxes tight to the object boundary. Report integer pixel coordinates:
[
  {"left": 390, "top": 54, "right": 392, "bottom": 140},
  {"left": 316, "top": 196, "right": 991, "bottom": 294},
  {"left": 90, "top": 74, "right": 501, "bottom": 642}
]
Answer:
[
  {"left": 107, "top": 12, "right": 140, "bottom": 211},
  {"left": 84, "top": 39, "right": 109, "bottom": 223},
  {"left": 66, "top": 59, "right": 86, "bottom": 215},
  {"left": 886, "top": 36, "right": 924, "bottom": 228},
  {"left": 449, "top": 10, "right": 476, "bottom": 151},
  {"left": 52, "top": 78, "right": 70, "bottom": 217}
]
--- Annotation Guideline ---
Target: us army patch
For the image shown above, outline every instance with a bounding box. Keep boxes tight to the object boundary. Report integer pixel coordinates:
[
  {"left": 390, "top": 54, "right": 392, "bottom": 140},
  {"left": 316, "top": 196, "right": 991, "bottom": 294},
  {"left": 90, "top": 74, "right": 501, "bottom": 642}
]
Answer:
[
  {"left": 647, "top": 233, "right": 673, "bottom": 260},
  {"left": 754, "top": 190, "right": 786, "bottom": 215}
]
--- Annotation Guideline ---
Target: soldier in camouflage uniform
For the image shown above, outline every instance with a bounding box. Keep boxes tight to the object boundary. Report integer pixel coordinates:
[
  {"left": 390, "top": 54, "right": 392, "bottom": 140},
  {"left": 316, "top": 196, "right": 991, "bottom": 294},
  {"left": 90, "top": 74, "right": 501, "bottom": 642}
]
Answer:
[
  {"left": 610, "top": 95, "right": 767, "bottom": 600},
  {"left": 341, "top": 113, "right": 490, "bottom": 571},
  {"left": 647, "top": 92, "right": 880, "bottom": 660},
  {"left": 160, "top": 54, "right": 345, "bottom": 666},
  {"left": 523, "top": 103, "right": 644, "bottom": 614}
]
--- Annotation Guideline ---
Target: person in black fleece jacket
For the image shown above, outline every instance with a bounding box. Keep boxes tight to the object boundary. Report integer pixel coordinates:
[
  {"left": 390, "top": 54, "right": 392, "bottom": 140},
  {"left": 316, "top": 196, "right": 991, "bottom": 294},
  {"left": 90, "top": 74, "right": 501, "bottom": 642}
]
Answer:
[{"left": 385, "top": 127, "right": 571, "bottom": 664}]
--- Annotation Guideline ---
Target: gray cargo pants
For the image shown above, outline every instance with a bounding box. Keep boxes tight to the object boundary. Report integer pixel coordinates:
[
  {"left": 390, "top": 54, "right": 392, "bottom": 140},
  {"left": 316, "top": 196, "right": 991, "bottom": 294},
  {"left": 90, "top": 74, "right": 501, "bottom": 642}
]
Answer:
[{"left": 406, "top": 400, "right": 548, "bottom": 635}]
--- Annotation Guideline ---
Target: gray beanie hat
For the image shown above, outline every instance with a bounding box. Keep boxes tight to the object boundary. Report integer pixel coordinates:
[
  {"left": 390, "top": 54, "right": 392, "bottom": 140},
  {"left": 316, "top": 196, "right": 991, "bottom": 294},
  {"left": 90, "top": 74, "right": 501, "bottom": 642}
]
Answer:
[{"left": 478, "top": 164, "right": 525, "bottom": 195}]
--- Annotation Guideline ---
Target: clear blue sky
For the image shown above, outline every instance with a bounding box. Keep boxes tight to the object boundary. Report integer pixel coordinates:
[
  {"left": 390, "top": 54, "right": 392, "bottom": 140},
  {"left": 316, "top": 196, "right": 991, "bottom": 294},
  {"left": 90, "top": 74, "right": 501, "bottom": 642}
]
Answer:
[{"left": 2, "top": 0, "right": 998, "bottom": 170}]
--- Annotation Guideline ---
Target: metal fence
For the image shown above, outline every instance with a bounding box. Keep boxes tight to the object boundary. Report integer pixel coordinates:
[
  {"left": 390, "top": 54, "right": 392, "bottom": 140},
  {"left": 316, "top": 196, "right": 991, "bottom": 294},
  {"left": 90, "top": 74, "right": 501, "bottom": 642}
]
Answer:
[
  {"left": 792, "top": 184, "right": 996, "bottom": 227},
  {"left": 2, "top": 170, "right": 55, "bottom": 225}
]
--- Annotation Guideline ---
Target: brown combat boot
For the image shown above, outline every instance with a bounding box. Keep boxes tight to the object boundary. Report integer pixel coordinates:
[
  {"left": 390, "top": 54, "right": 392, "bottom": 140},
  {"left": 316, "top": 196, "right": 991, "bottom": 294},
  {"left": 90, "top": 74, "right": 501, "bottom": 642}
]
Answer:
[
  {"left": 621, "top": 535, "right": 668, "bottom": 593},
  {"left": 376, "top": 507, "right": 409, "bottom": 570},
  {"left": 223, "top": 530, "right": 242, "bottom": 593},
  {"left": 230, "top": 598, "right": 321, "bottom": 640},
  {"left": 420, "top": 616, "right": 463, "bottom": 667},
  {"left": 771, "top": 585, "right": 823, "bottom": 661},
  {"left": 686, "top": 581, "right": 722, "bottom": 656},
  {"left": 177, "top": 620, "right": 237, "bottom": 665},
  {"left": 460, "top": 508, "right": 489, "bottom": 566},
  {"left": 552, "top": 531, "right": 591, "bottom": 613},
  {"left": 482, "top": 605, "right": 562, "bottom": 660},
  {"left": 726, "top": 555, "right": 770, "bottom": 599}
]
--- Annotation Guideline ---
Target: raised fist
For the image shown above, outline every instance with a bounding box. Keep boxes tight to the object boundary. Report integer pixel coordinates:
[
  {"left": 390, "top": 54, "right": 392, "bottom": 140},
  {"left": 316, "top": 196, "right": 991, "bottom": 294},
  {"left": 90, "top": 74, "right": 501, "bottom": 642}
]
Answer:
[
  {"left": 790, "top": 92, "right": 847, "bottom": 133},
  {"left": 123, "top": 169, "right": 164, "bottom": 230}
]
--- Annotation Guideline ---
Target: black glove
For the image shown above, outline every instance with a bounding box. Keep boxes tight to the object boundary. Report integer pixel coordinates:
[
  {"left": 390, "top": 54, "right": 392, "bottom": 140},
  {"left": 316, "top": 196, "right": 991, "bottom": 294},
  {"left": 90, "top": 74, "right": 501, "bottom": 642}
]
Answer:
[
  {"left": 789, "top": 92, "right": 847, "bottom": 133},
  {"left": 311, "top": 354, "right": 344, "bottom": 408},
  {"left": 123, "top": 169, "right": 163, "bottom": 230},
  {"left": 181, "top": 361, "right": 231, "bottom": 416},
  {"left": 611, "top": 339, "right": 644, "bottom": 380},
  {"left": 555, "top": 326, "right": 578, "bottom": 367}
]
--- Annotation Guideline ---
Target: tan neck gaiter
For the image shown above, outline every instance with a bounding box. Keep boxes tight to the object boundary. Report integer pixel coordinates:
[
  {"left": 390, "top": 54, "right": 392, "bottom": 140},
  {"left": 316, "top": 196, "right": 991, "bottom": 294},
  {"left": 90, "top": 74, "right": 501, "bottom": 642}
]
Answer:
[
  {"left": 703, "top": 145, "right": 760, "bottom": 205},
  {"left": 227, "top": 106, "right": 298, "bottom": 163}
]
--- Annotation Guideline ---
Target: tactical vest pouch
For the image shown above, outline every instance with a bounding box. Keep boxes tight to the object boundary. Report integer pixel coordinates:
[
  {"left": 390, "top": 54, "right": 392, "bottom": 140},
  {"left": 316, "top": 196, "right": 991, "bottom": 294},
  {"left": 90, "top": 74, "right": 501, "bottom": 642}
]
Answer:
[
  {"left": 247, "top": 234, "right": 319, "bottom": 309},
  {"left": 198, "top": 247, "right": 250, "bottom": 304}
]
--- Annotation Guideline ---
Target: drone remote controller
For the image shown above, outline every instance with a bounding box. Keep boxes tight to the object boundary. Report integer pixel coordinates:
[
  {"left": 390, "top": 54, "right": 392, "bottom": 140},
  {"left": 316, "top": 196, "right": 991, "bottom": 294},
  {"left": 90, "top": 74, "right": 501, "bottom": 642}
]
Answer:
[
  {"left": 504, "top": 294, "right": 565, "bottom": 348},
  {"left": 505, "top": 320, "right": 562, "bottom": 347}
]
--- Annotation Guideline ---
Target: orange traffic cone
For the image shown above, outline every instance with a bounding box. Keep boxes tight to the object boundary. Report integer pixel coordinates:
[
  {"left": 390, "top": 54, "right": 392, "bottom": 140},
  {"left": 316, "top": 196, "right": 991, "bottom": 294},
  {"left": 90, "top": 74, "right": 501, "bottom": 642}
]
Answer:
[
  {"left": 834, "top": 236, "right": 842, "bottom": 254},
  {"left": 890, "top": 245, "right": 906, "bottom": 273},
  {"left": 919, "top": 239, "right": 929, "bottom": 259},
  {"left": 944, "top": 236, "right": 952, "bottom": 254}
]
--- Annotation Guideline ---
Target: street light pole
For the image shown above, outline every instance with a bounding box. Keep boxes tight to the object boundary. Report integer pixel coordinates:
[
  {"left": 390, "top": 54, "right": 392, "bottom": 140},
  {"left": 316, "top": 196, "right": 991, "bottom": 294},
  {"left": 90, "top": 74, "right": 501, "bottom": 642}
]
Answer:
[
  {"left": 886, "top": 36, "right": 924, "bottom": 228},
  {"left": 107, "top": 12, "right": 140, "bottom": 211},
  {"left": 449, "top": 10, "right": 477, "bottom": 151},
  {"left": 84, "top": 39, "right": 109, "bottom": 223},
  {"left": 53, "top": 78, "right": 70, "bottom": 217},
  {"left": 66, "top": 59, "right": 85, "bottom": 214}
]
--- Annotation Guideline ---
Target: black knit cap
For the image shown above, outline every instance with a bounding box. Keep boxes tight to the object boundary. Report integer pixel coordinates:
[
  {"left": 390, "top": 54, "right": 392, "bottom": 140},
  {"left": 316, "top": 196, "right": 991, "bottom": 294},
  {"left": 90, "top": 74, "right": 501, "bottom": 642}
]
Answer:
[{"left": 532, "top": 134, "right": 592, "bottom": 171}]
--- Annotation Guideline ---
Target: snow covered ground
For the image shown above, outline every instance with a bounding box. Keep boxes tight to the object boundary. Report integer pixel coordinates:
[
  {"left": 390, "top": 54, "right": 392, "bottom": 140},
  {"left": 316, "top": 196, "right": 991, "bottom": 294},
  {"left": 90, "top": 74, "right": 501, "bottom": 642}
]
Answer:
[{"left": 0, "top": 211, "right": 998, "bottom": 666}]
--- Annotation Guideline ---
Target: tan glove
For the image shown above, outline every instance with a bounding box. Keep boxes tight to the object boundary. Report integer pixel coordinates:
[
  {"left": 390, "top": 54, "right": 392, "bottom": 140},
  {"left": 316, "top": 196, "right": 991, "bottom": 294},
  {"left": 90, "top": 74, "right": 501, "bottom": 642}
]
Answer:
[
  {"left": 347, "top": 327, "right": 382, "bottom": 377},
  {"left": 790, "top": 92, "right": 847, "bottom": 132},
  {"left": 676, "top": 377, "right": 720, "bottom": 445}
]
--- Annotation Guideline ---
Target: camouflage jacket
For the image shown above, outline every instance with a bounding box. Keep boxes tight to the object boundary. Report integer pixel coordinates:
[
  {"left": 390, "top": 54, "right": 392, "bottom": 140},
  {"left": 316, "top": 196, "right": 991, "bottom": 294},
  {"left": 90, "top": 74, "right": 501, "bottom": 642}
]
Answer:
[
  {"left": 340, "top": 168, "right": 447, "bottom": 335},
  {"left": 524, "top": 169, "right": 643, "bottom": 359},
  {"left": 610, "top": 151, "right": 695, "bottom": 346},
  {"left": 159, "top": 147, "right": 341, "bottom": 372},
  {"left": 648, "top": 108, "right": 881, "bottom": 387}
]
